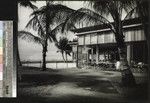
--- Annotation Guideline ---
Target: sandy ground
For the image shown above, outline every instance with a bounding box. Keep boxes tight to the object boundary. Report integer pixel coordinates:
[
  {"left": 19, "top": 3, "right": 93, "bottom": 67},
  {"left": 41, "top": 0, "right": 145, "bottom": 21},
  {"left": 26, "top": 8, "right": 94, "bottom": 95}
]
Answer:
[{"left": 18, "top": 67, "right": 148, "bottom": 103}]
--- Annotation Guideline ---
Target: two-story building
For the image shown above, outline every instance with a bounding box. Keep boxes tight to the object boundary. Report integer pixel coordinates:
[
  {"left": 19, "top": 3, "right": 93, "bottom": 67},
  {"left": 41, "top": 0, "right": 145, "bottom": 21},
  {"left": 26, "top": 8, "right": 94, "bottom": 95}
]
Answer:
[{"left": 71, "top": 18, "right": 148, "bottom": 69}]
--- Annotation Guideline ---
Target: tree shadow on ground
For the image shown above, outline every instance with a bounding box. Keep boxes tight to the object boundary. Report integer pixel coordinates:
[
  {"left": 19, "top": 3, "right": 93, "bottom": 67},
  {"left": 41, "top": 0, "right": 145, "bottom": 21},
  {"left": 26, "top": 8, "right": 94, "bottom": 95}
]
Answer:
[
  {"left": 19, "top": 71, "right": 118, "bottom": 94},
  {"left": 122, "top": 82, "right": 149, "bottom": 101},
  {"left": 19, "top": 74, "right": 64, "bottom": 87},
  {"left": 70, "top": 76, "right": 118, "bottom": 93},
  {"left": 17, "top": 94, "right": 148, "bottom": 103},
  {"left": 18, "top": 67, "right": 149, "bottom": 102}
]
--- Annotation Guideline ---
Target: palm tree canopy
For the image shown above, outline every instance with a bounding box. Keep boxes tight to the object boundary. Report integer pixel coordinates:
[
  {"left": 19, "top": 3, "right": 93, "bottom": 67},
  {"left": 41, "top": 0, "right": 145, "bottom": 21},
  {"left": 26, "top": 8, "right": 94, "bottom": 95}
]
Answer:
[
  {"left": 62, "top": 0, "right": 147, "bottom": 39},
  {"left": 25, "top": 4, "right": 79, "bottom": 43},
  {"left": 18, "top": 1, "right": 37, "bottom": 10},
  {"left": 18, "top": 31, "right": 43, "bottom": 45},
  {"left": 63, "top": 0, "right": 138, "bottom": 30},
  {"left": 88, "top": 0, "right": 136, "bottom": 18},
  {"left": 30, "top": 4, "right": 75, "bottom": 28},
  {"left": 124, "top": 0, "right": 149, "bottom": 20},
  {"left": 55, "top": 37, "right": 72, "bottom": 56}
]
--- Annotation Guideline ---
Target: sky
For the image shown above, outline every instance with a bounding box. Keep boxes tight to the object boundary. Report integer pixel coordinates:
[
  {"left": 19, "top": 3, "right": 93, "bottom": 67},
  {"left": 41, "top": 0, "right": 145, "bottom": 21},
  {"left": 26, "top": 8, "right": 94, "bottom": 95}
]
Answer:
[{"left": 18, "top": 1, "right": 85, "bottom": 61}]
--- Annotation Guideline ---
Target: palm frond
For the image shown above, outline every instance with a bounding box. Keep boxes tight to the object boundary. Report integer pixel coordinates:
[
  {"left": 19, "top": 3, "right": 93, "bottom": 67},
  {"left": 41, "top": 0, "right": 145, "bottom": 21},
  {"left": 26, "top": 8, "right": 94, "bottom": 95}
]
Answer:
[
  {"left": 118, "top": 0, "right": 136, "bottom": 12},
  {"left": 87, "top": 0, "right": 110, "bottom": 16},
  {"left": 124, "top": 0, "right": 149, "bottom": 20},
  {"left": 18, "top": 31, "right": 43, "bottom": 45},
  {"left": 26, "top": 14, "right": 45, "bottom": 38},
  {"left": 47, "top": 23, "right": 65, "bottom": 43},
  {"left": 19, "top": 1, "right": 37, "bottom": 10},
  {"left": 123, "top": 6, "right": 138, "bottom": 20},
  {"left": 62, "top": 8, "right": 116, "bottom": 34},
  {"left": 30, "top": 4, "right": 75, "bottom": 26}
]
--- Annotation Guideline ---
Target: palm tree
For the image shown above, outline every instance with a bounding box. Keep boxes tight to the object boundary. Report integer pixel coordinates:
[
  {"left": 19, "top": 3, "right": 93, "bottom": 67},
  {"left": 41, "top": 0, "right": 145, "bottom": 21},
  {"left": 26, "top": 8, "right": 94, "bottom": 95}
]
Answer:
[
  {"left": 18, "top": 1, "right": 37, "bottom": 66},
  {"left": 124, "top": 0, "right": 149, "bottom": 70},
  {"left": 63, "top": 0, "right": 137, "bottom": 86},
  {"left": 18, "top": 22, "right": 63, "bottom": 70},
  {"left": 19, "top": 2, "right": 76, "bottom": 70},
  {"left": 18, "top": 1, "right": 37, "bottom": 10},
  {"left": 55, "top": 37, "right": 72, "bottom": 63}
]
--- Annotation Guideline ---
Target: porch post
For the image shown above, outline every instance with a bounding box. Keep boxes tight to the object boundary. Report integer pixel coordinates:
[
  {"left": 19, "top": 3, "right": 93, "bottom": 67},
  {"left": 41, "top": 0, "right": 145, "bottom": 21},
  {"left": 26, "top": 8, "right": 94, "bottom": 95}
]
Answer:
[
  {"left": 127, "top": 44, "right": 131, "bottom": 65},
  {"left": 91, "top": 47, "right": 94, "bottom": 63},
  {"left": 96, "top": 45, "right": 99, "bottom": 64}
]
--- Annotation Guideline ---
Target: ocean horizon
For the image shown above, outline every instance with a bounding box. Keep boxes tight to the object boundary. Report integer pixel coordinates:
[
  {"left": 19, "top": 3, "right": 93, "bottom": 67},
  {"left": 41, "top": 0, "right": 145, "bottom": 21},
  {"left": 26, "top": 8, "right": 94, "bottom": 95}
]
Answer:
[{"left": 22, "top": 62, "right": 76, "bottom": 69}]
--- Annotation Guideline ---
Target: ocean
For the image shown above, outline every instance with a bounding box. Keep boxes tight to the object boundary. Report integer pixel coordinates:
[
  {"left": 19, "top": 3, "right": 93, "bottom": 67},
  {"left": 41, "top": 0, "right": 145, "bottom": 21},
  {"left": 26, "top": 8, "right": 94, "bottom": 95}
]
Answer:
[{"left": 22, "top": 62, "right": 76, "bottom": 69}]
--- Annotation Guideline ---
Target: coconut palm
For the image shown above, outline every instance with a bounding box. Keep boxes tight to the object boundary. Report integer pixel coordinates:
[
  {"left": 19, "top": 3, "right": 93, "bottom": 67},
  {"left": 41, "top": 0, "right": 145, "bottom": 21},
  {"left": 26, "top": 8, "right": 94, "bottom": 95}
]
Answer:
[
  {"left": 124, "top": 0, "right": 148, "bottom": 36},
  {"left": 18, "top": 21, "right": 64, "bottom": 70},
  {"left": 18, "top": 1, "right": 37, "bottom": 10},
  {"left": 124, "top": 0, "right": 149, "bottom": 69},
  {"left": 19, "top": 2, "right": 76, "bottom": 70},
  {"left": 55, "top": 37, "right": 72, "bottom": 63},
  {"left": 63, "top": 0, "right": 138, "bottom": 86}
]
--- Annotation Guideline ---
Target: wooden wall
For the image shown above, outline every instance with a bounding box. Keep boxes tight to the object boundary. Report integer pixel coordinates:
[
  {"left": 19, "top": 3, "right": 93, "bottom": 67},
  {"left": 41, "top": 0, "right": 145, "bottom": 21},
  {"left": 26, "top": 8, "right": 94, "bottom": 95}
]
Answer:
[{"left": 78, "top": 29, "right": 145, "bottom": 45}]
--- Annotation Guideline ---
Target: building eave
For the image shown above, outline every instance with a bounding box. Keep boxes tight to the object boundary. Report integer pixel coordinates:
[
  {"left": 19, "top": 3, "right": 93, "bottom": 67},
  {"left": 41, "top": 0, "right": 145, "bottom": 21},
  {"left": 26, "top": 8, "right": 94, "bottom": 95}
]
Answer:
[{"left": 72, "top": 18, "right": 143, "bottom": 36}]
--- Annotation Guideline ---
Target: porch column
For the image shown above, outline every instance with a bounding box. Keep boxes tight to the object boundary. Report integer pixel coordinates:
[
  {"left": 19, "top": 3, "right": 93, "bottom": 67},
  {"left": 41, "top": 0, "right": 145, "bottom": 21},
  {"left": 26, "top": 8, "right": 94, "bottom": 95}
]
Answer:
[
  {"left": 91, "top": 47, "right": 94, "bottom": 63},
  {"left": 127, "top": 44, "right": 132, "bottom": 65},
  {"left": 104, "top": 52, "right": 106, "bottom": 61},
  {"left": 72, "top": 52, "right": 74, "bottom": 61},
  {"left": 96, "top": 45, "right": 99, "bottom": 64}
]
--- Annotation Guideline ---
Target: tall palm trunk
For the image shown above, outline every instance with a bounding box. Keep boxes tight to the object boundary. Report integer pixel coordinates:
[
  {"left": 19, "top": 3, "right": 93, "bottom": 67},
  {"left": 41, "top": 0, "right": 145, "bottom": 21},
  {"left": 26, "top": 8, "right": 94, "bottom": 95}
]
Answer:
[
  {"left": 42, "top": 39, "right": 48, "bottom": 70},
  {"left": 41, "top": 1, "right": 49, "bottom": 70},
  {"left": 61, "top": 51, "right": 66, "bottom": 62},
  {"left": 115, "top": 19, "right": 136, "bottom": 86},
  {"left": 118, "top": 46, "right": 136, "bottom": 86}
]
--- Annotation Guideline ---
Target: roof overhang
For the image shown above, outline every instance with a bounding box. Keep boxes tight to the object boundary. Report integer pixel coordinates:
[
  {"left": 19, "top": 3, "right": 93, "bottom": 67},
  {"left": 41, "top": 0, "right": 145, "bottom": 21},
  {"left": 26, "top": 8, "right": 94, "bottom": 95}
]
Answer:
[{"left": 72, "top": 18, "right": 143, "bottom": 36}]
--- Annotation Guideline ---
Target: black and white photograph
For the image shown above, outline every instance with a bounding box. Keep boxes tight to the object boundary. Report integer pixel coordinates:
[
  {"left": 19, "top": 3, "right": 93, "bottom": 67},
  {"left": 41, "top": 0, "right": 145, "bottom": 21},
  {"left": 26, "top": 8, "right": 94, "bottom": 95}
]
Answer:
[{"left": 17, "top": 0, "right": 149, "bottom": 103}]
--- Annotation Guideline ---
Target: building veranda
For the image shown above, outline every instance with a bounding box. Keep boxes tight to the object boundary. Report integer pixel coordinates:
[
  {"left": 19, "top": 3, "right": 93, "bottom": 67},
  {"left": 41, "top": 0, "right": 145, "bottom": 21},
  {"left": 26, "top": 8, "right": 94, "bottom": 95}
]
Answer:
[{"left": 70, "top": 18, "right": 148, "bottom": 72}]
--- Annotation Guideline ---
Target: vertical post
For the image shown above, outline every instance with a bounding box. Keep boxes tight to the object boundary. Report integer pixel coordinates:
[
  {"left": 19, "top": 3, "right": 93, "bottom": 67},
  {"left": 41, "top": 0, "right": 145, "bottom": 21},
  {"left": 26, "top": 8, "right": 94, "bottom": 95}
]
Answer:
[
  {"left": 91, "top": 47, "right": 94, "bottom": 64},
  {"left": 96, "top": 45, "right": 99, "bottom": 64},
  {"left": 108, "top": 52, "right": 109, "bottom": 60},
  {"left": 76, "top": 46, "right": 78, "bottom": 68},
  {"left": 104, "top": 52, "right": 106, "bottom": 61},
  {"left": 127, "top": 44, "right": 131, "bottom": 65},
  {"left": 72, "top": 52, "right": 74, "bottom": 61},
  {"left": 143, "top": 43, "right": 145, "bottom": 63}
]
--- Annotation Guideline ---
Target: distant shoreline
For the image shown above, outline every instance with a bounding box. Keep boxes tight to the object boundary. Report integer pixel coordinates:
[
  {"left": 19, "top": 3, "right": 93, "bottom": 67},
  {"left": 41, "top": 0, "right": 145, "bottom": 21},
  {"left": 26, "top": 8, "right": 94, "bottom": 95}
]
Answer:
[{"left": 21, "top": 60, "right": 74, "bottom": 64}]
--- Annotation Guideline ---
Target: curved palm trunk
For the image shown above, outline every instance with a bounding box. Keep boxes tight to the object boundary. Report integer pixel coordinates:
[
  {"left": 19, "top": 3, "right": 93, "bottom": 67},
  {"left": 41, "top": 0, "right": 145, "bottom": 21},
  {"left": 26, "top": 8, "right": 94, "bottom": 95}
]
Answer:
[
  {"left": 17, "top": 46, "right": 22, "bottom": 66},
  {"left": 115, "top": 19, "right": 136, "bottom": 86},
  {"left": 61, "top": 52, "right": 66, "bottom": 63}
]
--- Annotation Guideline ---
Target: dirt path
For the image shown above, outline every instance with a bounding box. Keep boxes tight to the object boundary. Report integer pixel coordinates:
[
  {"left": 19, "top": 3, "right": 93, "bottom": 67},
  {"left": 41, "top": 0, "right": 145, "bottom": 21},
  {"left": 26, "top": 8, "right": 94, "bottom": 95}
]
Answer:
[{"left": 18, "top": 67, "right": 148, "bottom": 103}]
